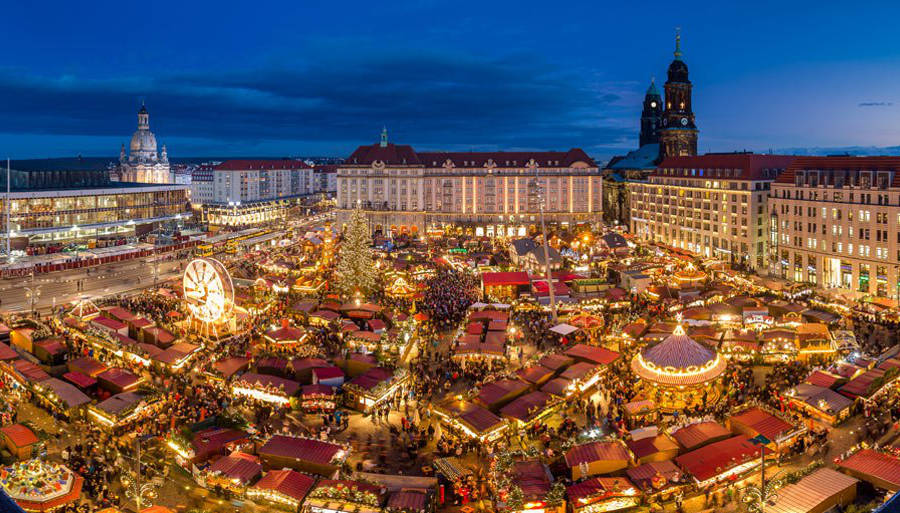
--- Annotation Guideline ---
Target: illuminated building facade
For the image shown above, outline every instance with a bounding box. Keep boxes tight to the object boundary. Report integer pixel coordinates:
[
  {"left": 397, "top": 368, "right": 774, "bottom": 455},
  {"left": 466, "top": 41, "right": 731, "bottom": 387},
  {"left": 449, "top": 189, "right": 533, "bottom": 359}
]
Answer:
[
  {"left": 336, "top": 130, "right": 602, "bottom": 236},
  {"left": 116, "top": 104, "right": 172, "bottom": 184},
  {"left": 769, "top": 156, "right": 900, "bottom": 297},
  {"left": 629, "top": 154, "right": 795, "bottom": 270},
  {"left": 3, "top": 159, "right": 190, "bottom": 250}
]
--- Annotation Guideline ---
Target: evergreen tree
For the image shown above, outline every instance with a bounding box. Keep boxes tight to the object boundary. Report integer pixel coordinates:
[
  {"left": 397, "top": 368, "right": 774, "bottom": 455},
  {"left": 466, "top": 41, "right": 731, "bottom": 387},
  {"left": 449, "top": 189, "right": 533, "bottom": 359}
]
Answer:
[{"left": 334, "top": 208, "right": 378, "bottom": 298}]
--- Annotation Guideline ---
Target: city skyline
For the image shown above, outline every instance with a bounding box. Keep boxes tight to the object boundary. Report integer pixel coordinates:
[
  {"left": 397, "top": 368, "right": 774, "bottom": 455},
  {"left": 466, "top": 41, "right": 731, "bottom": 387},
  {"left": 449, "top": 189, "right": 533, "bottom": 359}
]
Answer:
[{"left": 3, "top": 0, "right": 900, "bottom": 160}]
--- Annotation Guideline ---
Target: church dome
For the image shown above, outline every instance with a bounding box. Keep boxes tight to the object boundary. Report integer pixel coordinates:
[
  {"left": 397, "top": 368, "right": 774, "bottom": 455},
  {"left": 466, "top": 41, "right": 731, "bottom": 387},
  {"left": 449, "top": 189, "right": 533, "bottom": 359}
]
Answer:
[
  {"left": 667, "top": 59, "right": 689, "bottom": 83},
  {"left": 130, "top": 129, "right": 157, "bottom": 154}
]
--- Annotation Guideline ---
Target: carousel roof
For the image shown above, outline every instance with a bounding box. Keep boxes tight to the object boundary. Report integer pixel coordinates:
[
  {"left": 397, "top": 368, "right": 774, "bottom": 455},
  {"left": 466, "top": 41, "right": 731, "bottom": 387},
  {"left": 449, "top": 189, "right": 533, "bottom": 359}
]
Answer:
[{"left": 631, "top": 324, "right": 726, "bottom": 386}]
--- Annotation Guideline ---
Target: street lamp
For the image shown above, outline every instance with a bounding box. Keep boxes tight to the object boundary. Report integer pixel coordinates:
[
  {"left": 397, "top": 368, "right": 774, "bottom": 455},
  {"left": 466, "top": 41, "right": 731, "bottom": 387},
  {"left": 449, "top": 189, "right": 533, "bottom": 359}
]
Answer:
[
  {"left": 743, "top": 435, "right": 782, "bottom": 513},
  {"left": 24, "top": 285, "right": 41, "bottom": 314},
  {"left": 120, "top": 438, "right": 161, "bottom": 512}
]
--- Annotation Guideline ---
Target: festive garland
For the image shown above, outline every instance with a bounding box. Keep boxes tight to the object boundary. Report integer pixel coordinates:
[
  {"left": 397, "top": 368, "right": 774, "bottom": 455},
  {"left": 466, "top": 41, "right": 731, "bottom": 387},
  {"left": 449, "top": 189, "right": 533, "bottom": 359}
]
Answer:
[{"left": 309, "top": 483, "right": 379, "bottom": 507}]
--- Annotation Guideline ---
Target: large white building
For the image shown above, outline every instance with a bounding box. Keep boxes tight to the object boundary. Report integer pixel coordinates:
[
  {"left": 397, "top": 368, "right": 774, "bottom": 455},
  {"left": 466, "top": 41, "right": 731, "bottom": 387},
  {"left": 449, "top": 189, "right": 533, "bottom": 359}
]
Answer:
[
  {"left": 629, "top": 154, "right": 795, "bottom": 270},
  {"left": 197, "top": 159, "right": 317, "bottom": 226},
  {"left": 117, "top": 104, "right": 171, "bottom": 184},
  {"left": 770, "top": 156, "right": 900, "bottom": 298},
  {"left": 336, "top": 131, "right": 601, "bottom": 236}
]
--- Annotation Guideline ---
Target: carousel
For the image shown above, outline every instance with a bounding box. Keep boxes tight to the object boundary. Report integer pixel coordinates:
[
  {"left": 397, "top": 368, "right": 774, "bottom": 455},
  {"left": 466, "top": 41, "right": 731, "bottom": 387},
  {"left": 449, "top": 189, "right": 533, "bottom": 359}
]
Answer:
[
  {"left": 0, "top": 459, "right": 83, "bottom": 512},
  {"left": 630, "top": 319, "right": 727, "bottom": 410}
]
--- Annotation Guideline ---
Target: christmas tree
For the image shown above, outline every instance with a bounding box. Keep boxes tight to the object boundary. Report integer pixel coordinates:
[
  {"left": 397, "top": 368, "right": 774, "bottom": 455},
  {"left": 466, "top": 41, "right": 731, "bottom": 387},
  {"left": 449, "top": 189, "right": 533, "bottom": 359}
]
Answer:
[{"left": 334, "top": 207, "right": 378, "bottom": 298}]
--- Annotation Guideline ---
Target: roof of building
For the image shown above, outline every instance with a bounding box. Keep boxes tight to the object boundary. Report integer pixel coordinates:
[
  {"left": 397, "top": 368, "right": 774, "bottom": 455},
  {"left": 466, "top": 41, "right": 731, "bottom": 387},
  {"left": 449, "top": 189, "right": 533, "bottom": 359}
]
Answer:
[
  {"left": 42, "top": 377, "right": 91, "bottom": 409},
  {"left": 234, "top": 373, "right": 300, "bottom": 396},
  {"left": 626, "top": 460, "right": 683, "bottom": 491},
  {"left": 251, "top": 469, "right": 316, "bottom": 502},
  {"left": 654, "top": 154, "right": 796, "bottom": 181},
  {"left": 207, "top": 452, "right": 262, "bottom": 484},
  {"left": 792, "top": 383, "right": 854, "bottom": 414},
  {"left": 626, "top": 434, "right": 680, "bottom": 460},
  {"left": 632, "top": 325, "right": 726, "bottom": 386},
  {"left": 345, "top": 142, "right": 596, "bottom": 168},
  {"left": 836, "top": 449, "right": 900, "bottom": 489},
  {"left": 0, "top": 424, "right": 38, "bottom": 447},
  {"left": 765, "top": 467, "right": 858, "bottom": 513},
  {"left": 566, "top": 476, "right": 638, "bottom": 502},
  {"left": 476, "top": 379, "right": 530, "bottom": 406},
  {"left": 258, "top": 435, "right": 343, "bottom": 465},
  {"left": 387, "top": 491, "right": 428, "bottom": 512},
  {"left": 729, "top": 407, "right": 795, "bottom": 442},
  {"left": 608, "top": 144, "right": 660, "bottom": 171},
  {"left": 565, "top": 344, "right": 620, "bottom": 365},
  {"left": 675, "top": 435, "right": 766, "bottom": 482},
  {"left": 215, "top": 159, "right": 312, "bottom": 171},
  {"left": 481, "top": 271, "right": 530, "bottom": 287},
  {"left": 775, "top": 156, "right": 900, "bottom": 185},
  {"left": 565, "top": 440, "right": 631, "bottom": 467},
  {"left": 672, "top": 421, "right": 732, "bottom": 451}
]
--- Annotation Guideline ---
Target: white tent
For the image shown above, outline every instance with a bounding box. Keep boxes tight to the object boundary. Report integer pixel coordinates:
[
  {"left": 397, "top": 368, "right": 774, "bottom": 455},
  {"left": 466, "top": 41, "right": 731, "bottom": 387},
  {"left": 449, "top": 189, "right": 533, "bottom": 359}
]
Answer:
[{"left": 550, "top": 323, "right": 579, "bottom": 336}]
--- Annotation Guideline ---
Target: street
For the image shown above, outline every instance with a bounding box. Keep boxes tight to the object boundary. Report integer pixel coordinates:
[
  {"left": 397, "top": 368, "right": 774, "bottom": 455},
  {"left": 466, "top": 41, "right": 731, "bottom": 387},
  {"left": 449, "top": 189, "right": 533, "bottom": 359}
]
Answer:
[{"left": 0, "top": 256, "right": 189, "bottom": 313}]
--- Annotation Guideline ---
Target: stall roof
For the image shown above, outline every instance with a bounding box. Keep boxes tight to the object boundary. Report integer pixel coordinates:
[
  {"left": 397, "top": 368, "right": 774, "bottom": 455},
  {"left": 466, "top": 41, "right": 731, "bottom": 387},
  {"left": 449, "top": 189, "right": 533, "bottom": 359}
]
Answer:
[
  {"left": 259, "top": 435, "right": 343, "bottom": 465},
  {"left": 251, "top": 469, "right": 315, "bottom": 503},
  {"left": 550, "top": 323, "right": 578, "bottom": 336},
  {"left": 792, "top": 384, "right": 853, "bottom": 414},
  {"left": 565, "top": 441, "right": 631, "bottom": 468},
  {"left": 564, "top": 344, "right": 620, "bottom": 365},
  {"left": 540, "top": 377, "right": 572, "bottom": 397},
  {"left": 672, "top": 421, "right": 732, "bottom": 451},
  {"left": 477, "top": 379, "right": 529, "bottom": 407},
  {"left": 212, "top": 357, "right": 251, "bottom": 379},
  {"left": 500, "top": 391, "right": 552, "bottom": 422},
  {"left": 63, "top": 371, "right": 96, "bottom": 389},
  {"left": 387, "top": 491, "right": 428, "bottom": 512},
  {"left": 42, "top": 378, "right": 91, "bottom": 408},
  {"left": 729, "top": 407, "right": 796, "bottom": 442},
  {"left": 566, "top": 476, "right": 638, "bottom": 502},
  {"left": 765, "top": 467, "right": 858, "bottom": 513},
  {"left": 675, "top": 435, "right": 766, "bottom": 482},
  {"left": 626, "top": 460, "right": 682, "bottom": 491},
  {"left": 208, "top": 452, "right": 262, "bottom": 484},
  {"left": 0, "top": 343, "right": 17, "bottom": 361},
  {"left": 836, "top": 449, "right": 900, "bottom": 490},
  {"left": 235, "top": 373, "right": 300, "bottom": 396},
  {"left": 0, "top": 424, "right": 38, "bottom": 448},
  {"left": 481, "top": 271, "right": 530, "bottom": 287}
]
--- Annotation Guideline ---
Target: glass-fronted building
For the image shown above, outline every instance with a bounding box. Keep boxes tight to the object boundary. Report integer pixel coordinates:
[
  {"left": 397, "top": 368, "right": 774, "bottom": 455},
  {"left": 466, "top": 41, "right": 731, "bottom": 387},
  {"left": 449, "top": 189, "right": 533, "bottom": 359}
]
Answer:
[{"left": 1, "top": 159, "right": 191, "bottom": 251}]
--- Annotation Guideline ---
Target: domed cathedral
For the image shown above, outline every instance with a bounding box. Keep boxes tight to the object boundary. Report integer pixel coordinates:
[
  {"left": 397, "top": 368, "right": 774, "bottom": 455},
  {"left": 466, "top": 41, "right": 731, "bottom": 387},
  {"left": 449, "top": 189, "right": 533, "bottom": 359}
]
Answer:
[
  {"left": 659, "top": 30, "right": 699, "bottom": 159},
  {"left": 116, "top": 103, "right": 172, "bottom": 184}
]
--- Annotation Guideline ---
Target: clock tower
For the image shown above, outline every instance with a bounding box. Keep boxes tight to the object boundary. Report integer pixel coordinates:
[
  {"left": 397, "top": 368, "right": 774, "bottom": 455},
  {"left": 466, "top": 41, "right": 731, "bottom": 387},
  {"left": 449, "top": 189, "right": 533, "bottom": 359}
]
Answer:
[
  {"left": 639, "top": 79, "right": 662, "bottom": 147},
  {"left": 659, "top": 31, "right": 698, "bottom": 160}
]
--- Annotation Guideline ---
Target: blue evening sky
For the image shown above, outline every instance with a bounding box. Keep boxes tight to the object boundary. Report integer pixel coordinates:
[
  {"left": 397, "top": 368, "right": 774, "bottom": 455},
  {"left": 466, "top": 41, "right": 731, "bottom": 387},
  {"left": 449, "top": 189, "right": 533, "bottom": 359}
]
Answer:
[{"left": 2, "top": 0, "right": 900, "bottom": 161}]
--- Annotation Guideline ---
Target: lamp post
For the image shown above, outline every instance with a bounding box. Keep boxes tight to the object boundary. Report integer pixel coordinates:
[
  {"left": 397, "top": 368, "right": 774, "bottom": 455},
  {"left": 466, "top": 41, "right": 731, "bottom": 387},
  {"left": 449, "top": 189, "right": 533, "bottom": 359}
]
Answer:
[
  {"left": 744, "top": 435, "right": 781, "bottom": 513},
  {"left": 121, "top": 438, "right": 160, "bottom": 512},
  {"left": 532, "top": 166, "right": 557, "bottom": 322}
]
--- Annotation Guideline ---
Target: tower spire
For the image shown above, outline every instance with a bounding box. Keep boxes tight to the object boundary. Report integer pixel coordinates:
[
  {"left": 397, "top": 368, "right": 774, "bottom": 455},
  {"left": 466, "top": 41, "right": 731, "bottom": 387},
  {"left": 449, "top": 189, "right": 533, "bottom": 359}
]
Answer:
[
  {"left": 674, "top": 27, "right": 682, "bottom": 60},
  {"left": 380, "top": 126, "right": 388, "bottom": 148}
]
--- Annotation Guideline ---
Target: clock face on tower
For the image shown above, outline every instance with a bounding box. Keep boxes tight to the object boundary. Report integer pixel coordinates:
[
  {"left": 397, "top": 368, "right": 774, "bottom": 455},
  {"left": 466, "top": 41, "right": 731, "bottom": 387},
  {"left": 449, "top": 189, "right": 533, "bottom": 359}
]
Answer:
[
  {"left": 650, "top": 101, "right": 657, "bottom": 108},
  {"left": 681, "top": 117, "right": 688, "bottom": 126}
]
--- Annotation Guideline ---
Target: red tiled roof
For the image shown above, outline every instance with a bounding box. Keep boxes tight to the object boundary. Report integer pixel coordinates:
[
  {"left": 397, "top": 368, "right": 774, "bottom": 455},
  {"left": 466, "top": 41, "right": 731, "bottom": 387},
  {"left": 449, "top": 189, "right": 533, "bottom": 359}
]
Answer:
[
  {"left": 564, "top": 344, "right": 620, "bottom": 365},
  {"left": 387, "top": 491, "right": 428, "bottom": 512},
  {"left": 836, "top": 449, "right": 900, "bottom": 489},
  {"left": 538, "top": 353, "right": 574, "bottom": 371},
  {"left": 313, "top": 367, "right": 345, "bottom": 380},
  {"left": 839, "top": 368, "right": 886, "bottom": 399},
  {"left": 0, "top": 343, "right": 17, "bottom": 361},
  {"left": 729, "top": 407, "right": 795, "bottom": 441},
  {"left": 675, "top": 435, "right": 766, "bottom": 482},
  {"left": 626, "top": 435, "right": 679, "bottom": 460},
  {"left": 540, "top": 377, "right": 572, "bottom": 397},
  {"left": 251, "top": 469, "right": 315, "bottom": 502},
  {"left": 481, "top": 271, "right": 530, "bottom": 287},
  {"left": 477, "top": 379, "right": 529, "bottom": 407},
  {"left": 208, "top": 452, "right": 262, "bottom": 484},
  {"left": 626, "top": 460, "right": 683, "bottom": 491},
  {"left": 13, "top": 359, "right": 50, "bottom": 383},
  {"left": 235, "top": 373, "right": 300, "bottom": 396},
  {"left": 516, "top": 365, "right": 554, "bottom": 384},
  {"left": 566, "top": 476, "right": 637, "bottom": 502},
  {"left": 192, "top": 428, "right": 248, "bottom": 462},
  {"left": 511, "top": 460, "right": 551, "bottom": 498},
  {"left": 212, "top": 357, "right": 250, "bottom": 379},
  {"left": 215, "top": 159, "right": 312, "bottom": 171},
  {"left": 346, "top": 143, "right": 421, "bottom": 166},
  {"left": 655, "top": 154, "right": 796, "bottom": 181},
  {"left": 259, "top": 435, "right": 343, "bottom": 465},
  {"left": 346, "top": 367, "right": 394, "bottom": 392},
  {"left": 92, "top": 316, "right": 127, "bottom": 331},
  {"left": 500, "top": 391, "right": 552, "bottom": 422},
  {"left": 63, "top": 371, "right": 96, "bottom": 389},
  {"left": 0, "top": 424, "right": 38, "bottom": 447},
  {"left": 775, "top": 156, "right": 900, "bottom": 185},
  {"left": 672, "top": 422, "right": 732, "bottom": 450},
  {"left": 96, "top": 368, "right": 141, "bottom": 391},
  {"left": 565, "top": 441, "right": 631, "bottom": 467},
  {"left": 560, "top": 361, "right": 600, "bottom": 381}
]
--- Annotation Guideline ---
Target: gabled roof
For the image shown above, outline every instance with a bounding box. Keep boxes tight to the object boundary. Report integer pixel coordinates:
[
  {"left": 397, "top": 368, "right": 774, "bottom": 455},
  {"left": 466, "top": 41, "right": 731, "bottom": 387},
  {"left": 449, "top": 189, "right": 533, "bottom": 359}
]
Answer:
[
  {"left": 675, "top": 435, "right": 766, "bottom": 482},
  {"left": 0, "top": 424, "right": 38, "bottom": 447},
  {"left": 251, "top": 469, "right": 315, "bottom": 502},
  {"left": 729, "top": 407, "right": 795, "bottom": 441},
  {"left": 836, "top": 449, "right": 900, "bottom": 490},
  {"left": 565, "top": 441, "right": 631, "bottom": 467},
  {"left": 258, "top": 435, "right": 343, "bottom": 465},
  {"left": 655, "top": 154, "right": 796, "bottom": 181}
]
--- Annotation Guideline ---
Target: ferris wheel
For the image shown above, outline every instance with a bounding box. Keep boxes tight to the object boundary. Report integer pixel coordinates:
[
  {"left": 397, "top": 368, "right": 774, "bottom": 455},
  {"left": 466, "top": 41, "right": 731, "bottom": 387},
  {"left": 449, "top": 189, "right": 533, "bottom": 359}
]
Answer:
[{"left": 183, "top": 257, "right": 234, "bottom": 324}]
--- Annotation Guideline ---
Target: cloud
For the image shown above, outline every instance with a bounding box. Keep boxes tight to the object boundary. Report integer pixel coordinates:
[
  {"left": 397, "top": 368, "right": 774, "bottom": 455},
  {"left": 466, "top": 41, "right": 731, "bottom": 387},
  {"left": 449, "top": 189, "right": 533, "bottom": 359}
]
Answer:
[
  {"left": 858, "top": 101, "right": 893, "bottom": 107},
  {"left": 0, "top": 47, "right": 636, "bottom": 156}
]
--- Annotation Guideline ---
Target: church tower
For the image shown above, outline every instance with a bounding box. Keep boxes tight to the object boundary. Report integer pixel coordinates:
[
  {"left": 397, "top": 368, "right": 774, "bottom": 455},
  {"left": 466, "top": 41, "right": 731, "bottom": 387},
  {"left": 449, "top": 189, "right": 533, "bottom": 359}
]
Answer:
[
  {"left": 659, "top": 31, "right": 698, "bottom": 160},
  {"left": 639, "top": 79, "right": 662, "bottom": 147}
]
